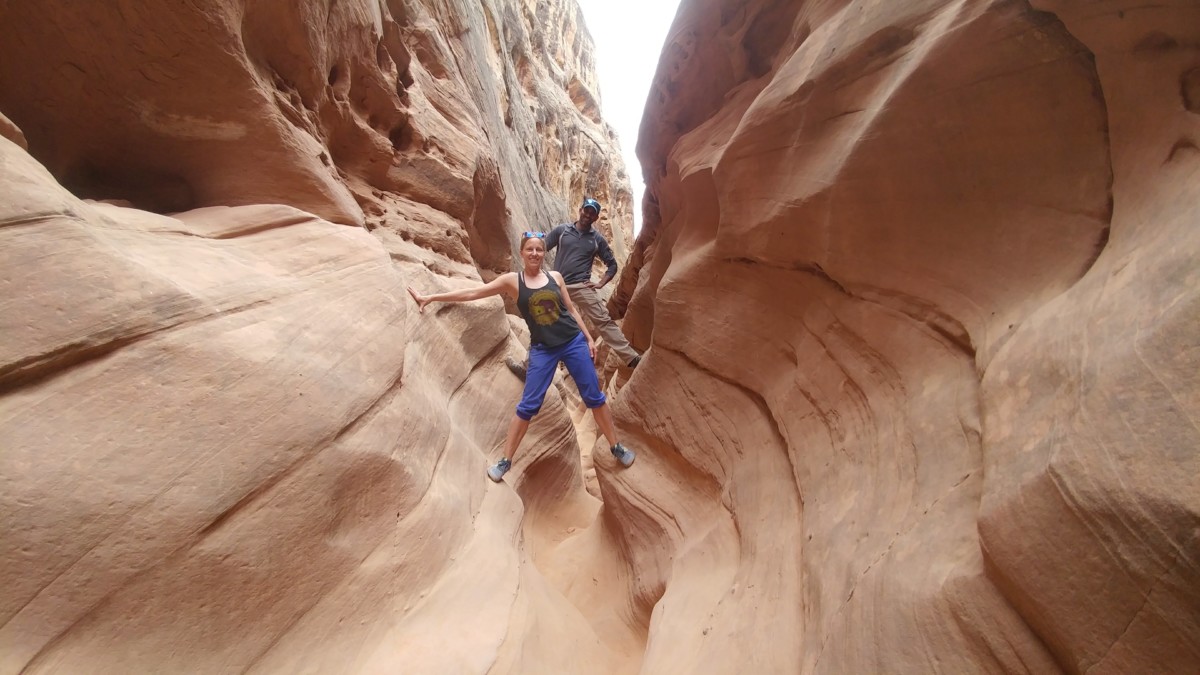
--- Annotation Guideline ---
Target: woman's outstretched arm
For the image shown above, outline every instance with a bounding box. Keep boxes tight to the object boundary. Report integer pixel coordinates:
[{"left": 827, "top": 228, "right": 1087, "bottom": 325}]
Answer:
[{"left": 407, "top": 273, "right": 516, "bottom": 313}]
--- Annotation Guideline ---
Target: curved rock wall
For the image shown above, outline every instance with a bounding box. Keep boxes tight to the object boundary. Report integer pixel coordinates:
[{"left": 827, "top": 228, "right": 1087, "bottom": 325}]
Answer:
[
  {"left": 0, "top": 0, "right": 634, "bottom": 673},
  {"left": 0, "top": 0, "right": 631, "bottom": 251},
  {"left": 613, "top": 0, "right": 1199, "bottom": 672},
  {"left": 3, "top": 0, "right": 1197, "bottom": 672}
]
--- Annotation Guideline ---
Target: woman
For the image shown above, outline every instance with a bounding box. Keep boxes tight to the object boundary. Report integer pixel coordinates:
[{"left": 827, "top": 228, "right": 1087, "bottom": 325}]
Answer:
[{"left": 407, "top": 230, "right": 637, "bottom": 482}]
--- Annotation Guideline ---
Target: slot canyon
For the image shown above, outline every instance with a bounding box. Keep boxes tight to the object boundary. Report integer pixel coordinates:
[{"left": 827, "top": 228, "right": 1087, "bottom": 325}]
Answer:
[{"left": 1, "top": 0, "right": 1197, "bottom": 673}]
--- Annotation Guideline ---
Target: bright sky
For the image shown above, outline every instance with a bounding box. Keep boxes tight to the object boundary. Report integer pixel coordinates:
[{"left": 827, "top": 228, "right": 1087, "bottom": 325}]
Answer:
[{"left": 577, "top": 0, "right": 682, "bottom": 234}]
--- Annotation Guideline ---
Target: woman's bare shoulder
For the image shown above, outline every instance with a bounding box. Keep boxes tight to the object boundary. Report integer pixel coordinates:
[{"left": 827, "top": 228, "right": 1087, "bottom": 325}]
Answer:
[{"left": 497, "top": 272, "right": 520, "bottom": 294}]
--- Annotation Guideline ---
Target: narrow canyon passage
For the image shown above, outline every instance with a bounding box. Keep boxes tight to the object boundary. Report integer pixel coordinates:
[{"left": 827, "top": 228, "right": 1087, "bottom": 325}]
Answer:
[{"left": 1, "top": 0, "right": 1197, "bottom": 673}]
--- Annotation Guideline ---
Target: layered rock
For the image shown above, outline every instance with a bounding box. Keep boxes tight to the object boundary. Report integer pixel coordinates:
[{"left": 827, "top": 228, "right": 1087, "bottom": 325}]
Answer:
[
  {"left": 5, "top": 0, "right": 1197, "bottom": 672},
  {"left": 0, "top": 0, "right": 631, "bottom": 240},
  {"left": 613, "top": 0, "right": 1199, "bottom": 672},
  {"left": 0, "top": 0, "right": 635, "bottom": 673}
]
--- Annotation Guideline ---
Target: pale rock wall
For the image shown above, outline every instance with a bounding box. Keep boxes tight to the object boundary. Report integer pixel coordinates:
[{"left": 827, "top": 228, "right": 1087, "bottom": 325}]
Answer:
[
  {"left": 613, "top": 0, "right": 1199, "bottom": 672},
  {"left": 0, "top": 0, "right": 636, "bottom": 673},
  {"left": 4, "top": 0, "right": 1196, "bottom": 672},
  {"left": 0, "top": 0, "right": 632, "bottom": 257}
]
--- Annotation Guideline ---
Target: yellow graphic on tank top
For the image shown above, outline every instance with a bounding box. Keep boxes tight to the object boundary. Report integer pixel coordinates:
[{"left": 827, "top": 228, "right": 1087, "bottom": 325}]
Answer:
[{"left": 528, "top": 289, "right": 561, "bottom": 326}]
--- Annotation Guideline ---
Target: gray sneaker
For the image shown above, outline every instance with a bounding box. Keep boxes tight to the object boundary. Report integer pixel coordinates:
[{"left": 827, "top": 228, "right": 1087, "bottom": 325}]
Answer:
[
  {"left": 610, "top": 443, "right": 635, "bottom": 467},
  {"left": 487, "top": 457, "right": 512, "bottom": 482},
  {"left": 504, "top": 357, "right": 527, "bottom": 381}
]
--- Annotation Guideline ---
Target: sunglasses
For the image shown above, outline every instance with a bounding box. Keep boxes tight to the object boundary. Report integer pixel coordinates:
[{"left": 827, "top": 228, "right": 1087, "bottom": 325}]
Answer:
[{"left": 522, "top": 231, "right": 546, "bottom": 239}]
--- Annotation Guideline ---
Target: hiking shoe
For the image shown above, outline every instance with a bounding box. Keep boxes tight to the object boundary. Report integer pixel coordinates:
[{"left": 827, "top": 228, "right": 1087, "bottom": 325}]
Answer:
[
  {"left": 610, "top": 443, "right": 635, "bottom": 467},
  {"left": 627, "top": 355, "right": 641, "bottom": 369},
  {"left": 505, "top": 357, "right": 527, "bottom": 381},
  {"left": 488, "top": 457, "right": 512, "bottom": 482}
]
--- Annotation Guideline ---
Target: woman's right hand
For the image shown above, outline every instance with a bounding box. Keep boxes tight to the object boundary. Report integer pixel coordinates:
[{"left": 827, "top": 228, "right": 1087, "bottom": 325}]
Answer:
[{"left": 407, "top": 286, "right": 432, "bottom": 313}]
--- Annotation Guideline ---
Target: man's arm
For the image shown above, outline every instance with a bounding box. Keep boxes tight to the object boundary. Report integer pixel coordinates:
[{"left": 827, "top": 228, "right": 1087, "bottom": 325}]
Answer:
[
  {"left": 593, "top": 235, "right": 618, "bottom": 288},
  {"left": 545, "top": 224, "right": 565, "bottom": 251}
]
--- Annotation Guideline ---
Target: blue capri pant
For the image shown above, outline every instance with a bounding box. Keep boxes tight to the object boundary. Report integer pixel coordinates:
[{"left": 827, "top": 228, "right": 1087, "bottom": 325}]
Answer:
[{"left": 516, "top": 331, "right": 606, "bottom": 420}]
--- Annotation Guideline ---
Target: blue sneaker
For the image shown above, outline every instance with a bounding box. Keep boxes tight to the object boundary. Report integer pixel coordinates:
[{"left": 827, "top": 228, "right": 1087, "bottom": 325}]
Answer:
[
  {"left": 487, "top": 457, "right": 512, "bottom": 482},
  {"left": 610, "top": 443, "right": 635, "bottom": 467}
]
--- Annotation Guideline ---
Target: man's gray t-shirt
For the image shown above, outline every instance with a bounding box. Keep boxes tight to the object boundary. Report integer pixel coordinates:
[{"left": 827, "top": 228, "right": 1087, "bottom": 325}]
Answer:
[{"left": 545, "top": 223, "right": 618, "bottom": 284}]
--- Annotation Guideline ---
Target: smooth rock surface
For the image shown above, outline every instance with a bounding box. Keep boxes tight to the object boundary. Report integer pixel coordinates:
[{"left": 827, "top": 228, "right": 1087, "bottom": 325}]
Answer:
[
  {"left": 3, "top": 0, "right": 1198, "bottom": 673},
  {"left": 614, "top": 0, "right": 1199, "bottom": 672},
  {"left": 0, "top": 0, "right": 634, "bottom": 673}
]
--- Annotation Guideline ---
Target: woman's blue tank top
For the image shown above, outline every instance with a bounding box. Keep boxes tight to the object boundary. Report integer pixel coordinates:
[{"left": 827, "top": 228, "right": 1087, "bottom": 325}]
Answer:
[{"left": 517, "top": 272, "right": 581, "bottom": 347}]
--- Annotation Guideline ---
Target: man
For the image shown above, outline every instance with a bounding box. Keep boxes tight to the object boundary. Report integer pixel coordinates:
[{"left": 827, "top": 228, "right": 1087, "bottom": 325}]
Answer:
[{"left": 505, "top": 197, "right": 642, "bottom": 380}]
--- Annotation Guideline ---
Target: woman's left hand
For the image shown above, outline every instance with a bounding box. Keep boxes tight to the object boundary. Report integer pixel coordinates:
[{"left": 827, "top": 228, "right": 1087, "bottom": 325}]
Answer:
[{"left": 587, "top": 338, "right": 597, "bottom": 361}]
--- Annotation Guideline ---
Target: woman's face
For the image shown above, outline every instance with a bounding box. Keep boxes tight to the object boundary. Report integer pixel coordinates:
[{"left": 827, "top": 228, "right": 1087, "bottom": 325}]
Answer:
[{"left": 520, "top": 237, "right": 545, "bottom": 267}]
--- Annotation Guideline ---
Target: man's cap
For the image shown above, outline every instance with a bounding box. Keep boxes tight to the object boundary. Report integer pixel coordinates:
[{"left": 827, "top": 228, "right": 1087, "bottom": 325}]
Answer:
[{"left": 581, "top": 197, "right": 601, "bottom": 213}]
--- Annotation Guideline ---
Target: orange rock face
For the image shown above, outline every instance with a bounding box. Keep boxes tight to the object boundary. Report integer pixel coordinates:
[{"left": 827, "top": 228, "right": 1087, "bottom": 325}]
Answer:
[
  {"left": 0, "top": 0, "right": 635, "bottom": 673},
  {"left": 0, "top": 0, "right": 632, "bottom": 241},
  {"left": 3, "top": 0, "right": 1198, "bottom": 673},
  {"left": 614, "top": 0, "right": 1200, "bottom": 672}
]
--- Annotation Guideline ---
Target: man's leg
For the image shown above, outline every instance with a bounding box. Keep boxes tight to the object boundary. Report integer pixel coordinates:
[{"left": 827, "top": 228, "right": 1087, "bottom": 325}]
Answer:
[{"left": 568, "top": 283, "right": 640, "bottom": 365}]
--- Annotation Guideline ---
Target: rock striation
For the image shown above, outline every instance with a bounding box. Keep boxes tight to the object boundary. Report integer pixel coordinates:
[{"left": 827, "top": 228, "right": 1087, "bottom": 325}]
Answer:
[
  {"left": 613, "top": 0, "right": 1200, "bottom": 672},
  {"left": 0, "top": 0, "right": 635, "bottom": 673},
  {"left": 3, "top": 0, "right": 1198, "bottom": 673}
]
